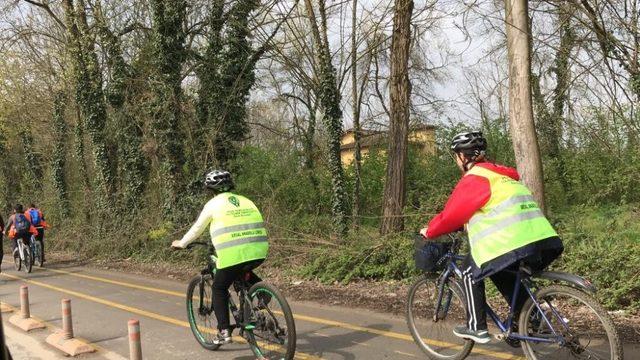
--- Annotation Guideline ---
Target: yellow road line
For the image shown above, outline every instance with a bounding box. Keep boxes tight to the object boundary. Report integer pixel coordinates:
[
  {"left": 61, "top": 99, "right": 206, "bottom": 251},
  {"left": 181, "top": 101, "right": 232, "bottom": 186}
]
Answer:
[
  {"left": 0, "top": 272, "right": 321, "bottom": 360},
  {"left": 46, "top": 268, "right": 185, "bottom": 297},
  {"left": 394, "top": 350, "right": 418, "bottom": 358},
  {"left": 44, "top": 267, "right": 523, "bottom": 360}
]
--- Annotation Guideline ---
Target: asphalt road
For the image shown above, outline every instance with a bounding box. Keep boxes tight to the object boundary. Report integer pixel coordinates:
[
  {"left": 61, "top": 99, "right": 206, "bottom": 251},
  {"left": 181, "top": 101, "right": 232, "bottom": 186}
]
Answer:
[{"left": 0, "top": 261, "right": 637, "bottom": 359}]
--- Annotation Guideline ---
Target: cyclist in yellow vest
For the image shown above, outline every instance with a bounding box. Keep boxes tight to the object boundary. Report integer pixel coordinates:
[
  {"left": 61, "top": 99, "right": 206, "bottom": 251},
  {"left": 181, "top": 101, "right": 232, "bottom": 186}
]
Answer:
[
  {"left": 171, "top": 170, "right": 268, "bottom": 345},
  {"left": 419, "top": 131, "right": 563, "bottom": 344}
]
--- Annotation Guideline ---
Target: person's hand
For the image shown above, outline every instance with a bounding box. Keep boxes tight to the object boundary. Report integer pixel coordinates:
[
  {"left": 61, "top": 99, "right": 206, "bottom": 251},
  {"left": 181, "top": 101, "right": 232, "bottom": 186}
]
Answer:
[
  {"left": 419, "top": 227, "right": 429, "bottom": 239},
  {"left": 171, "top": 240, "right": 184, "bottom": 249}
]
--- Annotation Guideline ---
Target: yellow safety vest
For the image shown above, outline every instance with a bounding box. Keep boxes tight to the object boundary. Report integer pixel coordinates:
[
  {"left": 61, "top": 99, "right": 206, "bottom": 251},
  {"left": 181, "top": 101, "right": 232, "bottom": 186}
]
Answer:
[
  {"left": 466, "top": 166, "right": 557, "bottom": 267},
  {"left": 210, "top": 193, "right": 268, "bottom": 269}
]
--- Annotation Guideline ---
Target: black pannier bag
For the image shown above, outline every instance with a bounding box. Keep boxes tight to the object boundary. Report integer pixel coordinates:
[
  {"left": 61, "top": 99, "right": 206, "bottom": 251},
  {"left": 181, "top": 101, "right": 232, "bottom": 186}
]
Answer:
[{"left": 414, "top": 235, "right": 451, "bottom": 272}]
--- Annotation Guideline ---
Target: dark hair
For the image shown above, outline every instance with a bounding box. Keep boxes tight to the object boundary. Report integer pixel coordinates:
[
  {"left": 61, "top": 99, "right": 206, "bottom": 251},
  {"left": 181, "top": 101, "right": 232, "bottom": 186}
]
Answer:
[
  {"left": 15, "top": 204, "right": 24, "bottom": 213},
  {"left": 30, "top": 203, "right": 36, "bottom": 208}
]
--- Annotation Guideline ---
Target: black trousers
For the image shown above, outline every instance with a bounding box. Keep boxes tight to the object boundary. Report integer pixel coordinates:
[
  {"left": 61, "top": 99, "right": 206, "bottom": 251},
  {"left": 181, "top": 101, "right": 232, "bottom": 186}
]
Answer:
[
  {"left": 213, "top": 259, "right": 263, "bottom": 331},
  {"left": 461, "top": 255, "right": 528, "bottom": 331}
]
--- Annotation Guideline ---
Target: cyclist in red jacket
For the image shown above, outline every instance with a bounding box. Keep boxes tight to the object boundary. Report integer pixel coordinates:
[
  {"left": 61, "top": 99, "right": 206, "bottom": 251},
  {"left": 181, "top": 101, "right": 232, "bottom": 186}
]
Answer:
[
  {"left": 25, "top": 204, "right": 48, "bottom": 263},
  {"left": 420, "top": 131, "right": 563, "bottom": 345}
]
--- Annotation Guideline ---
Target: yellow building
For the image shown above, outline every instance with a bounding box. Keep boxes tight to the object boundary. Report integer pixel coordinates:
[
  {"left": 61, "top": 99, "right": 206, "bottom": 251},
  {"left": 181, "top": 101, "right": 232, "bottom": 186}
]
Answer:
[{"left": 340, "top": 124, "right": 436, "bottom": 165}]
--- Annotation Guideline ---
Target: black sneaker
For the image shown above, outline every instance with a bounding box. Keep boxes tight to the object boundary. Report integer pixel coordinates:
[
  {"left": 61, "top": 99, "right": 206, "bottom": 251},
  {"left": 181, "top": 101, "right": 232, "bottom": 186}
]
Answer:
[
  {"left": 212, "top": 329, "right": 232, "bottom": 345},
  {"left": 453, "top": 326, "right": 491, "bottom": 344}
]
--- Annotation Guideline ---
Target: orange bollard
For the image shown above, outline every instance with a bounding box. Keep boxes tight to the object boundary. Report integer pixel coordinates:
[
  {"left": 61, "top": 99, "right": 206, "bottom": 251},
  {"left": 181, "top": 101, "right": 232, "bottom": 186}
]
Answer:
[
  {"left": 45, "top": 299, "right": 95, "bottom": 356},
  {"left": 61, "top": 299, "right": 73, "bottom": 340},
  {"left": 9, "top": 285, "right": 45, "bottom": 331},
  {"left": 128, "top": 319, "right": 142, "bottom": 360}
]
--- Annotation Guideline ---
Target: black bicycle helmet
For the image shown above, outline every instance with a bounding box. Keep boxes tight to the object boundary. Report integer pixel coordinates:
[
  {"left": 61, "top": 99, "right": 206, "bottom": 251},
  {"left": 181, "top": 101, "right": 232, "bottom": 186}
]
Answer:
[
  {"left": 204, "top": 170, "right": 234, "bottom": 192},
  {"left": 450, "top": 131, "right": 487, "bottom": 155}
]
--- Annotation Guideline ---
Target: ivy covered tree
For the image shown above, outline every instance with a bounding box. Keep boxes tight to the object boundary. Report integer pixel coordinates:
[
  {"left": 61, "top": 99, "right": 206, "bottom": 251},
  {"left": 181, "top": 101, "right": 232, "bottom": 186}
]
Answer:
[
  {"left": 19, "top": 126, "right": 43, "bottom": 196},
  {"left": 51, "top": 92, "right": 70, "bottom": 217},
  {"left": 62, "top": 0, "right": 115, "bottom": 211},
  {"left": 149, "top": 0, "right": 188, "bottom": 215},
  {"left": 196, "top": 0, "right": 261, "bottom": 167},
  {"left": 304, "top": 0, "right": 349, "bottom": 237},
  {"left": 95, "top": 3, "right": 147, "bottom": 212}
]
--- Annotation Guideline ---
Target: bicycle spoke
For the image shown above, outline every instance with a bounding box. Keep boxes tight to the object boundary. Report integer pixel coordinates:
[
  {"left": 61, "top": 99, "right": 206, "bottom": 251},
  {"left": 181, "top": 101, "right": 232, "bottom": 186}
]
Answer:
[{"left": 521, "top": 286, "right": 620, "bottom": 360}]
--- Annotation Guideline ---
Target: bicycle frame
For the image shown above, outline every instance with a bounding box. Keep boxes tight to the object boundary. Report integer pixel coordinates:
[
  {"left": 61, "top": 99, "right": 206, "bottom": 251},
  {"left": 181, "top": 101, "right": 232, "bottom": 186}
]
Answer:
[
  {"left": 15, "top": 238, "right": 28, "bottom": 261},
  {"left": 435, "top": 235, "right": 569, "bottom": 345}
]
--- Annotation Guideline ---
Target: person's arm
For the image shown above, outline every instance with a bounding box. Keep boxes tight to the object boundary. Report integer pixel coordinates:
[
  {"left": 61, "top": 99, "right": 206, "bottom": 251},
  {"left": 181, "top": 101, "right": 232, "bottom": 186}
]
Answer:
[
  {"left": 174, "top": 199, "right": 216, "bottom": 248},
  {"left": 425, "top": 175, "right": 491, "bottom": 239},
  {"left": 0, "top": 214, "right": 4, "bottom": 232}
]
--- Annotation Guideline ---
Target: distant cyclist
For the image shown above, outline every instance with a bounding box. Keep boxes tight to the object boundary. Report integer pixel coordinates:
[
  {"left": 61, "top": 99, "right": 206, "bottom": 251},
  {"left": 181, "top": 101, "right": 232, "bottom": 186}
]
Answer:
[
  {"left": 5, "top": 204, "right": 38, "bottom": 261},
  {"left": 25, "top": 203, "right": 48, "bottom": 263},
  {"left": 420, "top": 131, "right": 563, "bottom": 344},
  {"left": 171, "top": 170, "right": 269, "bottom": 346}
]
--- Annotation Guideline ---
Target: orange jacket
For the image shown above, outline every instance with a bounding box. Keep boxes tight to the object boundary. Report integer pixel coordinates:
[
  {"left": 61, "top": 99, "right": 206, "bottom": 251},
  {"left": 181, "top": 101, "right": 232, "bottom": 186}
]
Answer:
[{"left": 6, "top": 214, "right": 38, "bottom": 239}]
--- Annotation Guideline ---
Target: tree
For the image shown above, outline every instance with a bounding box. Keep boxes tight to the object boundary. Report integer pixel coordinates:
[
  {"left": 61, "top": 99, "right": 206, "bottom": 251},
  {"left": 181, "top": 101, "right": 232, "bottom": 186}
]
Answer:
[
  {"left": 531, "top": 3, "right": 575, "bottom": 193},
  {"left": 94, "top": 2, "right": 147, "bottom": 212},
  {"left": 505, "top": 0, "right": 546, "bottom": 210},
  {"left": 197, "top": 0, "right": 262, "bottom": 168},
  {"left": 304, "top": 0, "right": 349, "bottom": 237},
  {"left": 380, "top": 0, "right": 414, "bottom": 235},
  {"left": 62, "top": 0, "right": 115, "bottom": 211},
  {"left": 149, "top": 0, "right": 188, "bottom": 216},
  {"left": 50, "top": 92, "right": 70, "bottom": 216}
]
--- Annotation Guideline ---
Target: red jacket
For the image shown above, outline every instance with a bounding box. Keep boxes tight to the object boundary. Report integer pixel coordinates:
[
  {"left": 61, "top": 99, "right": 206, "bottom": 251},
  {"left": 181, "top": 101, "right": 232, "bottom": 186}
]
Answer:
[{"left": 426, "top": 162, "right": 520, "bottom": 239}]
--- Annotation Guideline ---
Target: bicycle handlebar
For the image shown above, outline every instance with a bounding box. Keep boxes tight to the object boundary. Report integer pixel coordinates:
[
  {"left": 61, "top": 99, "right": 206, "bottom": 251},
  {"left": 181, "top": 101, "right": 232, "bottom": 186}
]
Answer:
[{"left": 185, "top": 242, "right": 210, "bottom": 250}]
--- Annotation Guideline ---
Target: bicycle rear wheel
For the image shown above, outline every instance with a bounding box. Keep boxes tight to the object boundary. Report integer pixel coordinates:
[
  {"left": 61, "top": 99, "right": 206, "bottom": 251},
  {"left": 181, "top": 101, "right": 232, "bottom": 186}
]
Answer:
[
  {"left": 406, "top": 275, "right": 473, "bottom": 360},
  {"left": 246, "top": 282, "right": 296, "bottom": 360},
  {"left": 186, "top": 274, "right": 220, "bottom": 350},
  {"left": 22, "top": 248, "right": 32, "bottom": 274},
  {"left": 519, "top": 284, "right": 623, "bottom": 360},
  {"left": 13, "top": 248, "right": 20, "bottom": 271},
  {"left": 34, "top": 241, "right": 43, "bottom": 267}
]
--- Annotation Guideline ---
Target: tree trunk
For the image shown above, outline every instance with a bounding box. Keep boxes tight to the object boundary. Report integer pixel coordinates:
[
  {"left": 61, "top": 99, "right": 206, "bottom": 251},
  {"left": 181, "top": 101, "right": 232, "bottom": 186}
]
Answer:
[
  {"left": 63, "top": 0, "right": 114, "bottom": 211},
  {"left": 149, "top": 0, "right": 187, "bottom": 216},
  {"left": 380, "top": 0, "right": 413, "bottom": 235},
  {"left": 505, "top": 0, "right": 546, "bottom": 211},
  {"left": 351, "top": 0, "right": 363, "bottom": 228},
  {"left": 51, "top": 92, "right": 70, "bottom": 217},
  {"left": 304, "top": 0, "right": 349, "bottom": 237}
]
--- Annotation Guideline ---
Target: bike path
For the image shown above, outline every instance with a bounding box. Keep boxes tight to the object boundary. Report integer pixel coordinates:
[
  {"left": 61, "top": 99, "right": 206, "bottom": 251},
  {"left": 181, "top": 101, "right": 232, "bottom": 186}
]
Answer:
[{"left": 2, "top": 261, "right": 626, "bottom": 359}]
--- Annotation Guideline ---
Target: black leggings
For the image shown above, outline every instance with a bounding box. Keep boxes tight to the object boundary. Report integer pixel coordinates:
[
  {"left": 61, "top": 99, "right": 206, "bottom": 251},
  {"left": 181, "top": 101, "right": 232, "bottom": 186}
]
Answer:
[{"left": 213, "top": 259, "right": 263, "bottom": 331}]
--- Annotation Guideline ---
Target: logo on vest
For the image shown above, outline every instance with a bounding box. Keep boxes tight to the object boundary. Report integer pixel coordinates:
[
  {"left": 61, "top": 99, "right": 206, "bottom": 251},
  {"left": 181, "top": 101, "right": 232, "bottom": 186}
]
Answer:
[{"left": 228, "top": 196, "right": 240, "bottom": 207}]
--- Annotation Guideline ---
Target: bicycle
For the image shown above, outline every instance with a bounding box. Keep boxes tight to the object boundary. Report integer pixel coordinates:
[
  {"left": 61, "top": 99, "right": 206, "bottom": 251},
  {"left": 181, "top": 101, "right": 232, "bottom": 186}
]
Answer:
[
  {"left": 30, "top": 230, "right": 44, "bottom": 267},
  {"left": 13, "top": 237, "right": 32, "bottom": 274},
  {"left": 406, "top": 233, "right": 623, "bottom": 360},
  {"left": 184, "top": 242, "right": 296, "bottom": 360}
]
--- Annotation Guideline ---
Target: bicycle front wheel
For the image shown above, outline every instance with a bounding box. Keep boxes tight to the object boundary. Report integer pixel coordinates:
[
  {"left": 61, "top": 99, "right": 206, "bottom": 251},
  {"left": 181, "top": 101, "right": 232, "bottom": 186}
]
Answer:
[
  {"left": 246, "top": 282, "right": 296, "bottom": 360},
  {"left": 186, "top": 274, "right": 220, "bottom": 350},
  {"left": 519, "top": 284, "right": 623, "bottom": 360},
  {"left": 406, "top": 275, "right": 473, "bottom": 360}
]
